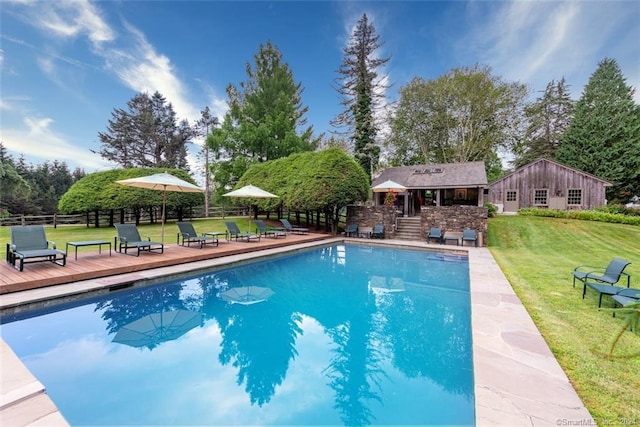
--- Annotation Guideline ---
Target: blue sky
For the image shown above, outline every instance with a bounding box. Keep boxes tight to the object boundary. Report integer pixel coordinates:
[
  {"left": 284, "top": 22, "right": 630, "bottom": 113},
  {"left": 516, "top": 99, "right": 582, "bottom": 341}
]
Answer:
[{"left": 1, "top": 0, "right": 638, "bottom": 174}]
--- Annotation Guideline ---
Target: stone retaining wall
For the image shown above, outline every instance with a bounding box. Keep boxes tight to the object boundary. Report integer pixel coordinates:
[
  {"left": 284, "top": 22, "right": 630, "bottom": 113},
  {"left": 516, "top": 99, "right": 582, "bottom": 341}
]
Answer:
[
  {"left": 346, "top": 205, "right": 397, "bottom": 238},
  {"left": 421, "top": 206, "right": 488, "bottom": 246}
]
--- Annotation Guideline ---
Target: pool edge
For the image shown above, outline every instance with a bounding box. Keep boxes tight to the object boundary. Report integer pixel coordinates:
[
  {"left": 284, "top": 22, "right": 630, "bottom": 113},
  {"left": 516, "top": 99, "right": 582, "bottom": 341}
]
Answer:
[{"left": 0, "top": 239, "right": 595, "bottom": 426}]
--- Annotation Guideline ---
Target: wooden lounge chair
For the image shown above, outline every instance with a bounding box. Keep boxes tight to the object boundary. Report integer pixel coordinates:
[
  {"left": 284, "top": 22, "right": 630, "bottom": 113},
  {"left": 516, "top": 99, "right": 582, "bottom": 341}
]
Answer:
[
  {"left": 176, "top": 221, "right": 219, "bottom": 248},
  {"left": 572, "top": 258, "right": 631, "bottom": 288},
  {"left": 7, "top": 225, "right": 66, "bottom": 271},
  {"left": 254, "top": 220, "right": 286, "bottom": 238},
  {"left": 426, "top": 227, "right": 443, "bottom": 244},
  {"left": 371, "top": 224, "right": 385, "bottom": 239},
  {"left": 114, "top": 223, "right": 164, "bottom": 256},
  {"left": 279, "top": 218, "right": 309, "bottom": 235},
  {"left": 462, "top": 229, "right": 478, "bottom": 247},
  {"left": 224, "top": 221, "right": 260, "bottom": 242}
]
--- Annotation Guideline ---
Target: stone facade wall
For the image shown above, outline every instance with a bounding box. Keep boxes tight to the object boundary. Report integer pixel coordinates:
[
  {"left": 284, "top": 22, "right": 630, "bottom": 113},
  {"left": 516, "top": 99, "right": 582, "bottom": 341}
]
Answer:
[
  {"left": 346, "top": 205, "right": 397, "bottom": 238},
  {"left": 421, "top": 206, "right": 488, "bottom": 246}
]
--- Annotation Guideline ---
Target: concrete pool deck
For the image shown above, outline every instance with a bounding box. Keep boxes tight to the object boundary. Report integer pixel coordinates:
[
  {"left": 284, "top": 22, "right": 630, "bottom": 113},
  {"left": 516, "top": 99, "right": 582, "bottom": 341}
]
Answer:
[{"left": 0, "top": 238, "right": 595, "bottom": 426}]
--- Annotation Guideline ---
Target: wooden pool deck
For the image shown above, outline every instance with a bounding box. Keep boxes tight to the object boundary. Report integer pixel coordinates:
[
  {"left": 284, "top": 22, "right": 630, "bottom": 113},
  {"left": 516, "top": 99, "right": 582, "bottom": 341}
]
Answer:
[{"left": 1, "top": 232, "right": 330, "bottom": 295}]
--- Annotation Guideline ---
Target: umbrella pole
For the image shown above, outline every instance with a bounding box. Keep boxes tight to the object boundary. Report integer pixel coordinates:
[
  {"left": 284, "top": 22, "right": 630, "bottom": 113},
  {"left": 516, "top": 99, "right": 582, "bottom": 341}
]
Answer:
[{"left": 161, "top": 189, "right": 166, "bottom": 244}]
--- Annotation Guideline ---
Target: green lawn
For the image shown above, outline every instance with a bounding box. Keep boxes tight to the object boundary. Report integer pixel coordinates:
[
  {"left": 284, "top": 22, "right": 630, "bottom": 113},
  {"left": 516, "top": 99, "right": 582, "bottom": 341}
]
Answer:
[
  {"left": 488, "top": 215, "right": 640, "bottom": 422},
  {"left": 1, "top": 215, "right": 639, "bottom": 420}
]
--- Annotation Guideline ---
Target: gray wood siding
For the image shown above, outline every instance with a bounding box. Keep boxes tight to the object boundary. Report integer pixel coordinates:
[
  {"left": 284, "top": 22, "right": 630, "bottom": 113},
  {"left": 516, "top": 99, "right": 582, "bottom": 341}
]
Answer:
[{"left": 488, "top": 159, "right": 609, "bottom": 210}]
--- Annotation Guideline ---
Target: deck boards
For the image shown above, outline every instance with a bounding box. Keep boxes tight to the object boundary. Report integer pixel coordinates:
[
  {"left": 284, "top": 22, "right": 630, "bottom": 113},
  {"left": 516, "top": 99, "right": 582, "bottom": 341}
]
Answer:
[{"left": 1, "top": 233, "right": 329, "bottom": 295}]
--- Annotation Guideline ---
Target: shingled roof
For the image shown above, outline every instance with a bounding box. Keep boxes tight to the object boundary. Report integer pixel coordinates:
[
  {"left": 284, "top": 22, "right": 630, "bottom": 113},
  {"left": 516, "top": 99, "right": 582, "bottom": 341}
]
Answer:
[{"left": 372, "top": 161, "right": 487, "bottom": 189}]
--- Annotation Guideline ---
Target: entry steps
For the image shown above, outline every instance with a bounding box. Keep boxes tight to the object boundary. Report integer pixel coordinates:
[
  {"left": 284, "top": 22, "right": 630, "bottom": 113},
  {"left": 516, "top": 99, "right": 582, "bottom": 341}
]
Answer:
[{"left": 394, "top": 217, "right": 423, "bottom": 241}]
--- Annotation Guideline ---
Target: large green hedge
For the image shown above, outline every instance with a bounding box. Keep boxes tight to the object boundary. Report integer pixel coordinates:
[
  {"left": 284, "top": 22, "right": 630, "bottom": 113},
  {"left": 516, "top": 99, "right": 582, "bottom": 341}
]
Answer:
[
  {"left": 232, "top": 148, "right": 370, "bottom": 232},
  {"left": 58, "top": 168, "right": 204, "bottom": 214}
]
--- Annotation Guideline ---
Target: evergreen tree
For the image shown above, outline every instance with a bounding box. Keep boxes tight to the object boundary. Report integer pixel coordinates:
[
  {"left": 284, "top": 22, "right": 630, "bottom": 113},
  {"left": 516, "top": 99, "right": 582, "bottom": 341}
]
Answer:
[
  {"left": 332, "top": 13, "right": 390, "bottom": 179},
  {"left": 0, "top": 146, "right": 31, "bottom": 215},
  {"left": 210, "top": 41, "right": 317, "bottom": 195},
  {"left": 195, "top": 106, "right": 219, "bottom": 216},
  {"left": 514, "top": 78, "right": 574, "bottom": 168},
  {"left": 556, "top": 58, "right": 640, "bottom": 202},
  {"left": 95, "top": 91, "right": 192, "bottom": 169}
]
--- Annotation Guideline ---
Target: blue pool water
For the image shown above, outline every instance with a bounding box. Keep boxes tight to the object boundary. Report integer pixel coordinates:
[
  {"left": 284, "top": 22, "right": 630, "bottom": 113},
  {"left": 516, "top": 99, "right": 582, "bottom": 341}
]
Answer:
[{"left": 1, "top": 243, "right": 474, "bottom": 426}]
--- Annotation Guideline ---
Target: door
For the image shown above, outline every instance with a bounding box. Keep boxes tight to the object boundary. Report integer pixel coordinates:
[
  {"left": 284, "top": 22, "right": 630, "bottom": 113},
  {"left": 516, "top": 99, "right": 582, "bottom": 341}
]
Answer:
[{"left": 504, "top": 190, "right": 519, "bottom": 212}]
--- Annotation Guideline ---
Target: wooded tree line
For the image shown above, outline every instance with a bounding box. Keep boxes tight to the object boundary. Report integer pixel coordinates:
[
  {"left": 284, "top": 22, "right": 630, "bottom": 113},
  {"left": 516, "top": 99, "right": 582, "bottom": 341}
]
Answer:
[
  {"left": 2, "top": 14, "right": 638, "bottom": 218},
  {"left": 0, "top": 144, "right": 85, "bottom": 216}
]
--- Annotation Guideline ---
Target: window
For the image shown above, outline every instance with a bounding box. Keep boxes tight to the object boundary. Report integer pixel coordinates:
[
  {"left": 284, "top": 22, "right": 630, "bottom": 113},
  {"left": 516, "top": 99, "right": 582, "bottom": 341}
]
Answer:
[
  {"left": 534, "top": 189, "right": 548, "bottom": 206},
  {"left": 506, "top": 191, "right": 517, "bottom": 202},
  {"left": 567, "top": 188, "right": 582, "bottom": 206}
]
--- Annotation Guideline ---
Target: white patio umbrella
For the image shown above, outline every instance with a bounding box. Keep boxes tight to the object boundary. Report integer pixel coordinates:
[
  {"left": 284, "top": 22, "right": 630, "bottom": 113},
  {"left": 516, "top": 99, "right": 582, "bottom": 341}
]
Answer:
[
  {"left": 220, "top": 286, "right": 275, "bottom": 305},
  {"left": 116, "top": 172, "right": 204, "bottom": 243},
  {"left": 371, "top": 179, "right": 407, "bottom": 193},
  {"left": 222, "top": 184, "right": 278, "bottom": 231},
  {"left": 112, "top": 310, "right": 202, "bottom": 349}
]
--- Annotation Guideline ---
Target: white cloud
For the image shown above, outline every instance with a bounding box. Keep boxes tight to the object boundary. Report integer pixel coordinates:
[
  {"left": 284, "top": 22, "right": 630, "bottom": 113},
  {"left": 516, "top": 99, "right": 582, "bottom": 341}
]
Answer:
[
  {"left": 99, "top": 20, "right": 201, "bottom": 124},
  {"left": 1, "top": 116, "right": 110, "bottom": 170},
  {"left": 31, "top": 0, "right": 114, "bottom": 45},
  {"left": 459, "top": 1, "right": 640, "bottom": 101}
]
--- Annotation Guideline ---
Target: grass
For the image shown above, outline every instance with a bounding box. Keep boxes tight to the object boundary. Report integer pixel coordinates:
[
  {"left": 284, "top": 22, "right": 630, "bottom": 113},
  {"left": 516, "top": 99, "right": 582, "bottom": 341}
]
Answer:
[
  {"left": 488, "top": 215, "right": 640, "bottom": 422},
  {"left": 1, "top": 215, "right": 639, "bottom": 421}
]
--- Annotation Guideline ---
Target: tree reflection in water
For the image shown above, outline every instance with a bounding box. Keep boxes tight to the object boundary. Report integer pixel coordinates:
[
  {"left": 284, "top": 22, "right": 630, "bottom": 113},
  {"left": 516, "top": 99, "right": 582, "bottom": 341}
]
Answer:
[{"left": 95, "top": 244, "right": 472, "bottom": 424}]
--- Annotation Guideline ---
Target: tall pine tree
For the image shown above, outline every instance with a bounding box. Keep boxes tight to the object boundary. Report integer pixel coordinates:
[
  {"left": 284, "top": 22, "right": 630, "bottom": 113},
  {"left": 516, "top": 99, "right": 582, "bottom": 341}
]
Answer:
[
  {"left": 332, "top": 13, "right": 390, "bottom": 180},
  {"left": 95, "top": 91, "right": 191, "bottom": 169},
  {"left": 556, "top": 58, "right": 640, "bottom": 202},
  {"left": 514, "top": 78, "right": 574, "bottom": 168},
  {"left": 210, "top": 41, "right": 317, "bottom": 195}
]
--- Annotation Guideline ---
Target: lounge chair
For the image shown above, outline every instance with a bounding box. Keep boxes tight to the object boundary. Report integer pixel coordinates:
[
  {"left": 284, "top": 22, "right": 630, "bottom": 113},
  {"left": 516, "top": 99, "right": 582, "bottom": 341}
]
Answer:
[
  {"left": 114, "top": 223, "right": 164, "bottom": 256},
  {"left": 224, "top": 221, "right": 260, "bottom": 242},
  {"left": 572, "top": 258, "right": 631, "bottom": 288},
  {"left": 583, "top": 283, "right": 640, "bottom": 308},
  {"left": 344, "top": 223, "right": 358, "bottom": 237},
  {"left": 7, "top": 225, "right": 67, "bottom": 271},
  {"left": 462, "top": 229, "right": 478, "bottom": 247},
  {"left": 426, "top": 227, "right": 443, "bottom": 244},
  {"left": 279, "top": 218, "right": 309, "bottom": 235},
  {"left": 176, "top": 222, "right": 220, "bottom": 248},
  {"left": 372, "top": 224, "right": 385, "bottom": 239},
  {"left": 254, "top": 220, "right": 286, "bottom": 239},
  {"left": 612, "top": 289, "right": 640, "bottom": 309}
]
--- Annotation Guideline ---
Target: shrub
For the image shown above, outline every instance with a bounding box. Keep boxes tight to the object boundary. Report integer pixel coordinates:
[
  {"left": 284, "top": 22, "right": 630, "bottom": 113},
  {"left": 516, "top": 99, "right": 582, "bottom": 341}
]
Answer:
[
  {"left": 518, "top": 207, "right": 640, "bottom": 226},
  {"left": 485, "top": 202, "right": 498, "bottom": 218}
]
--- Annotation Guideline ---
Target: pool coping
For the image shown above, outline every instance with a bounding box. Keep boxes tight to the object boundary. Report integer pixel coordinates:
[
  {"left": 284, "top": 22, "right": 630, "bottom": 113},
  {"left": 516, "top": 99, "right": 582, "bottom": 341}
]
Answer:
[{"left": 0, "top": 238, "right": 594, "bottom": 426}]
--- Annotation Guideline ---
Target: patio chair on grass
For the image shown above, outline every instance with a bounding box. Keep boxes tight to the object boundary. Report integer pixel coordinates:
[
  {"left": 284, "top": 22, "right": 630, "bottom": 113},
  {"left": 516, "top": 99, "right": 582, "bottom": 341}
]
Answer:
[
  {"left": 344, "top": 223, "right": 358, "bottom": 237},
  {"left": 279, "top": 218, "right": 309, "bottom": 235},
  {"left": 612, "top": 289, "right": 640, "bottom": 310},
  {"left": 372, "top": 224, "right": 385, "bottom": 239},
  {"left": 426, "top": 227, "right": 443, "bottom": 244},
  {"left": 572, "top": 258, "right": 631, "bottom": 288},
  {"left": 254, "top": 220, "right": 286, "bottom": 239},
  {"left": 7, "top": 225, "right": 66, "bottom": 271},
  {"left": 114, "top": 224, "right": 164, "bottom": 256},
  {"left": 583, "top": 282, "right": 640, "bottom": 308},
  {"left": 176, "top": 222, "right": 219, "bottom": 248},
  {"left": 462, "top": 229, "right": 478, "bottom": 247},
  {"left": 225, "top": 221, "right": 260, "bottom": 242}
]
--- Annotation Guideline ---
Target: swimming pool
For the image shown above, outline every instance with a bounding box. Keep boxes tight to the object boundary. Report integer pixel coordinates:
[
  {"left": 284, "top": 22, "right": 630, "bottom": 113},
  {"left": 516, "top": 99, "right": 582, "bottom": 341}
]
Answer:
[{"left": 1, "top": 243, "right": 474, "bottom": 425}]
